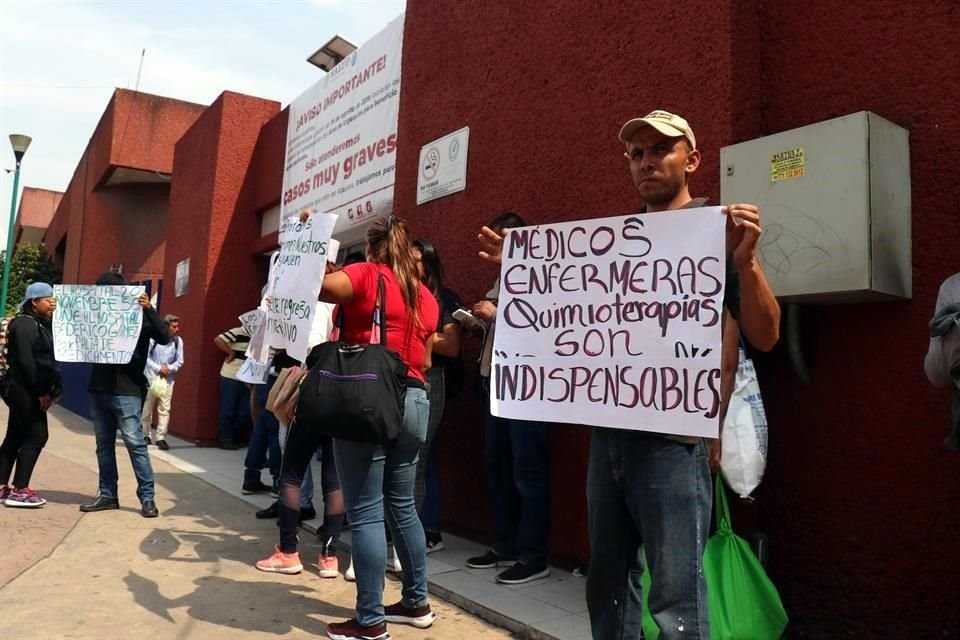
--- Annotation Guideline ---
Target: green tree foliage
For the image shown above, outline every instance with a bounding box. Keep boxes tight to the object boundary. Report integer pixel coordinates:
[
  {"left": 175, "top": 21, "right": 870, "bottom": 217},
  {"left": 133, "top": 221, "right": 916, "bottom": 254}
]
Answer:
[{"left": 1, "top": 243, "right": 62, "bottom": 316}]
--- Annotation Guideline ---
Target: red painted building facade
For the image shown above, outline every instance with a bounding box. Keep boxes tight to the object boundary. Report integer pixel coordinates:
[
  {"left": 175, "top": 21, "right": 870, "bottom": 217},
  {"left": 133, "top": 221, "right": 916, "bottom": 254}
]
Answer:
[{"left": 37, "top": 2, "right": 959, "bottom": 635}]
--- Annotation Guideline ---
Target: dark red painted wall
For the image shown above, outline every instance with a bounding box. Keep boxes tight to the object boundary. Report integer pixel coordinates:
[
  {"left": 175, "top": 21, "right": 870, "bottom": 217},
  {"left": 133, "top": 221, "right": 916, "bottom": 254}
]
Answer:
[
  {"left": 748, "top": 2, "right": 960, "bottom": 637},
  {"left": 392, "top": 0, "right": 959, "bottom": 636},
  {"left": 394, "top": 0, "right": 753, "bottom": 567},
  {"left": 163, "top": 91, "right": 280, "bottom": 444}
]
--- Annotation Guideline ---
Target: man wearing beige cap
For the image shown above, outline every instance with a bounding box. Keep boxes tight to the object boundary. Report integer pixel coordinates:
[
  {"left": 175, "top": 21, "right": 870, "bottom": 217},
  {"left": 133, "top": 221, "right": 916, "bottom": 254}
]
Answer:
[
  {"left": 476, "top": 109, "right": 780, "bottom": 638},
  {"left": 587, "top": 111, "right": 780, "bottom": 638}
]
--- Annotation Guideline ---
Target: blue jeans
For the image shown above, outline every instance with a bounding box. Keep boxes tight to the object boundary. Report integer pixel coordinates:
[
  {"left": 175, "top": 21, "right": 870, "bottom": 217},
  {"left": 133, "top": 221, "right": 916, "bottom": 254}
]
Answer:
[
  {"left": 420, "top": 438, "right": 441, "bottom": 532},
  {"left": 219, "top": 376, "right": 251, "bottom": 443},
  {"left": 334, "top": 387, "right": 430, "bottom": 626},
  {"left": 586, "top": 428, "right": 711, "bottom": 640},
  {"left": 244, "top": 378, "right": 281, "bottom": 484},
  {"left": 484, "top": 403, "right": 550, "bottom": 565},
  {"left": 89, "top": 392, "right": 155, "bottom": 502},
  {"left": 416, "top": 366, "right": 445, "bottom": 532}
]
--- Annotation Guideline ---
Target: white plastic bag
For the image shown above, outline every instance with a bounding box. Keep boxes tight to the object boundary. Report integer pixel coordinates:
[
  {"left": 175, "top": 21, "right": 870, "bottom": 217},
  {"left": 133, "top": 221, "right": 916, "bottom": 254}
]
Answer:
[
  {"left": 148, "top": 375, "right": 171, "bottom": 400},
  {"left": 720, "top": 345, "right": 768, "bottom": 498}
]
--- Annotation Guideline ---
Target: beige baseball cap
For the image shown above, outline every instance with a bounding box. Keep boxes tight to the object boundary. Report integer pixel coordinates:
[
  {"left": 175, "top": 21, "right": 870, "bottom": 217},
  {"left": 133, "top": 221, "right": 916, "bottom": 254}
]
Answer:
[{"left": 618, "top": 110, "right": 696, "bottom": 150}]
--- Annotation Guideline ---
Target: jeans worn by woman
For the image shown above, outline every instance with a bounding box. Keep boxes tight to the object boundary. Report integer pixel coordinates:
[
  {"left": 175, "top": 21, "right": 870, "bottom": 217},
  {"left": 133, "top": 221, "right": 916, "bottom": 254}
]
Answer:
[
  {"left": 334, "top": 386, "right": 430, "bottom": 627},
  {"left": 415, "top": 366, "right": 445, "bottom": 531}
]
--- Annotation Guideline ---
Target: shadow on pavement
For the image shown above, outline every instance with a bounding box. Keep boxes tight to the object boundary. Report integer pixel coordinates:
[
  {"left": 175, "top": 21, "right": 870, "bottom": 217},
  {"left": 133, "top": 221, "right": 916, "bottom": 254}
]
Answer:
[{"left": 124, "top": 571, "right": 352, "bottom": 634}]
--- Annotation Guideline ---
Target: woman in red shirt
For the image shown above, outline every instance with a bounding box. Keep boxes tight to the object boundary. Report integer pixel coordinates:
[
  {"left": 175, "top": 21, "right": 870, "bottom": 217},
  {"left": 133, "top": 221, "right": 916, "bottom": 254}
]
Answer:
[{"left": 261, "top": 214, "right": 439, "bottom": 640}]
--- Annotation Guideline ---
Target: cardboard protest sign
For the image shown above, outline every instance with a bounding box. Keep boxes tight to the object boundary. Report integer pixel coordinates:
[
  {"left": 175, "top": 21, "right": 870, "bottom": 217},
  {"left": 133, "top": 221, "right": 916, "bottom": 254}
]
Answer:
[
  {"left": 52, "top": 284, "right": 145, "bottom": 364},
  {"left": 264, "top": 212, "right": 338, "bottom": 363},
  {"left": 490, "top": 207, "right": 727, "bottom": 438}
]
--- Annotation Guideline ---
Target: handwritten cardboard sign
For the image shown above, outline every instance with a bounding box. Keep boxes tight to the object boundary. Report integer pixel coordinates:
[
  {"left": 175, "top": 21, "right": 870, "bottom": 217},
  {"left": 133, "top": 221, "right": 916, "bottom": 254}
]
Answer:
[
  {"left": 52, "top": 284, "right": 145, "bottom": 364},
  {"left": 490, "top": 207, "right": 727, "bottom": 438},
  {"left": 236, "top": 356, "right": 272, "bottom": 384},
  {"left": 264, "top": 212, "right": 338, "bottom": 363}
]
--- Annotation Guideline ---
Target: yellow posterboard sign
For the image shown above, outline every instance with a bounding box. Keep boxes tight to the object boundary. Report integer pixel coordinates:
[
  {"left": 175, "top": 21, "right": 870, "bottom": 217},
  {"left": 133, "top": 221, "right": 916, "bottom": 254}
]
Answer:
[{"left": 771, "top": 148, "right": 805, "bottom": 183}]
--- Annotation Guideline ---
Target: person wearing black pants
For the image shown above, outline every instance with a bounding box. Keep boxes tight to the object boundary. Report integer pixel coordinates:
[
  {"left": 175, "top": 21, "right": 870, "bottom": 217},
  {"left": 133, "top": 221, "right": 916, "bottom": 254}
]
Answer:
[{"left": 0, "top": 282, "right": 60, "bottom": 508}]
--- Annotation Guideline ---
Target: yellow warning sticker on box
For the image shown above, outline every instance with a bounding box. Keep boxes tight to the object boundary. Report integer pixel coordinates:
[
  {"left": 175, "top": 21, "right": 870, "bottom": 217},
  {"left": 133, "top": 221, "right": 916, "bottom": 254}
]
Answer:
[{"left": 771, "top": 147, "right": 805, "bottom": 183}]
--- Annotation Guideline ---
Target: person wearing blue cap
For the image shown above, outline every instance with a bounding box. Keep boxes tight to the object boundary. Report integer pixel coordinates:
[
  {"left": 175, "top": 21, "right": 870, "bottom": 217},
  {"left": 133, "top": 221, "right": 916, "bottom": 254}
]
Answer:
[{"left": 0, "top": 282, "right": 61, "bottom": 508}]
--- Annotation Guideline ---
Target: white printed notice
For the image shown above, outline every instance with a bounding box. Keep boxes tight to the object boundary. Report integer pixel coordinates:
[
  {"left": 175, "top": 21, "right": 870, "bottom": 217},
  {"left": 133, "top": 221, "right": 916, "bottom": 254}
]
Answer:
[
  {"left": 264, "top": 212, "right": 339, "bottom": 363},
  {"left": 281, "top": 15, "right": 404, "bottom": 236},
  {"left": 491, "top": 207, "right": 727, "bottom": 438},
  {"left": 52, "top": 284, "right": 145, "bottom": 364}
]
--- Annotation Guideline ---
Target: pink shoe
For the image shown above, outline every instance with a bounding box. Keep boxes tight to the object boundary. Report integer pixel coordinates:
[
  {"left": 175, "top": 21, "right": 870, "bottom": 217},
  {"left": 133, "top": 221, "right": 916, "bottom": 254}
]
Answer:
[
  {"left": 255, "top": 545, "right": 303, "bottom": 574},
  {"left": 5, "top": 487, "right": 46, "bottom": 508},
  {"left": 318, "top": 553, "right": 339, "bottom": 579},
  {"left": 0, "top": 486, "right": 13, "bottom": 503}
]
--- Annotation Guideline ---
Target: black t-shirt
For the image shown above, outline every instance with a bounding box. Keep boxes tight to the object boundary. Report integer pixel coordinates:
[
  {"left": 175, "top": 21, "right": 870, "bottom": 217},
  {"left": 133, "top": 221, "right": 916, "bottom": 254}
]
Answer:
[
  {"left": 641, "top": 197, "right": 740, "bottom": 318},
  {"left": 432, "top": 288, "right": 463, "bottom": 370}
]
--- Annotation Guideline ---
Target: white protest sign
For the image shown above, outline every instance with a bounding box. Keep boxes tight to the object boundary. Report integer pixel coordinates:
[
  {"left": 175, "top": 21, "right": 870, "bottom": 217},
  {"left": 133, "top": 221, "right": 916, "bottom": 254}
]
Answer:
[
  {"left": 236, "top": 356, "right": 272, "bottom": 384},
  {"left": 282, "top": 15, "right": 404, "bottom": 236},
  {"left": 491, "top": 207, "right": 727, "bottom": 438},
  {"left": 264, "top": 212, "right": 339, "bottom": 362},
  {"left": 52, "top": 284, "right": 145, "bottom": 364},
  {"left": 239, "top": 309, "right": 265, "bottom": 336},
  {"left": 235, "top": 307, "right": 271, "bottom": 384}
]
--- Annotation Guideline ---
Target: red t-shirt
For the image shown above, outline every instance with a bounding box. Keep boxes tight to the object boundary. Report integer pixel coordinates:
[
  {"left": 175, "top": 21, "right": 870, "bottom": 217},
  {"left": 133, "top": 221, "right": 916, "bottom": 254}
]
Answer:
[{"left": 340, "top": 263, "right": 439, "bottom": 382}]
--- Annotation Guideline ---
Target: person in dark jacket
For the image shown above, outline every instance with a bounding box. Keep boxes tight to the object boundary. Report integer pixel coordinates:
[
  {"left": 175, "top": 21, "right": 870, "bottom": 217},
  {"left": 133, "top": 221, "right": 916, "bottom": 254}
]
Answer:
[
  {"left": 79, "top": 272, "right": 169, "bottom": 518},
  {"left": 0, "top": 282, "right": 60, "bottom": 508}
]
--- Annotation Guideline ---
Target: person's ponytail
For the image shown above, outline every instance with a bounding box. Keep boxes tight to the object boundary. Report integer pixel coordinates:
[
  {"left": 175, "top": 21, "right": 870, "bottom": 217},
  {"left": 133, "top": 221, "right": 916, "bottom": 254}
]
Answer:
[{"left": 366, "top": 215, "right": 421, "bottom": 328}]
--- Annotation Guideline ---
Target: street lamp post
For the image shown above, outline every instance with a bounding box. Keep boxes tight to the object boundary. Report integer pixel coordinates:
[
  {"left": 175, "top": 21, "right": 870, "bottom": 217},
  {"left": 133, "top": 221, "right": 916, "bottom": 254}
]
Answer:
[{"left": 1, "top": 134, "right": 32, "bottom": 316}]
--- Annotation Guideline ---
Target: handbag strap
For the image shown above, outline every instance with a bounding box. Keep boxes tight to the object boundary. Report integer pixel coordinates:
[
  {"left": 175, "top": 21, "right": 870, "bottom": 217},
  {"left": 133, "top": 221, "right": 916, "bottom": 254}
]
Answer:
[
  {"left": 329, "top": 267, "right": 388, "bottom": 347},
  {"left": 714, "top": 474, "right": 733, "bottom": 534}
]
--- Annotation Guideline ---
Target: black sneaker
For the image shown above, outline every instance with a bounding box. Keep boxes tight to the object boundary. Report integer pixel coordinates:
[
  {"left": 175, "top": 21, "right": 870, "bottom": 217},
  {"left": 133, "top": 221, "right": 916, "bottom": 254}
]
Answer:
[
  {"left": 495, "top": 561, "right": 550, "bottom": 585},
  {"left": 144, "top": 435, "right": 152, "bottom": 445},
  {"left": 256, "top": 500, "right": 279, "bottom": 519},
  {"left": 466, "top": 549, "right": 515, "bottom": 569},
  {"left": 242, "top": 480, "right": 272, "bottom": 495},
  {"left": 157, "top": 440, "right": 170, "bottom": 451},
  {"left": 425, "top": 531, "right": 445, "bottom": 554}
]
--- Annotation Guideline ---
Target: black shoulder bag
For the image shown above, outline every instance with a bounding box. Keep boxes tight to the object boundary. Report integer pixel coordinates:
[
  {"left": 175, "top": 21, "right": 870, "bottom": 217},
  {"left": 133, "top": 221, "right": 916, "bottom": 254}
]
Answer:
[{"left": 296, "top": 271, "right": 407, "bottom": 444}]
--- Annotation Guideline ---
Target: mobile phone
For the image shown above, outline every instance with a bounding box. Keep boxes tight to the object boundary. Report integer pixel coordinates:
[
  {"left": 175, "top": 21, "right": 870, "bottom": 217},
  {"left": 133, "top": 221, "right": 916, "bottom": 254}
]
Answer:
[{"left": 453, "top": 308, "right": 486, "bottom": 330}]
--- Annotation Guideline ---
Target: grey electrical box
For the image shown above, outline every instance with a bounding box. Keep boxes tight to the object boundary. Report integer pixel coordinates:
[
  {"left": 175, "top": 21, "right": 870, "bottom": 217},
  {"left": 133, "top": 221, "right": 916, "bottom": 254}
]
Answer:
[{"left": 720, "top": 111, "right": 911, "bottom": 303}]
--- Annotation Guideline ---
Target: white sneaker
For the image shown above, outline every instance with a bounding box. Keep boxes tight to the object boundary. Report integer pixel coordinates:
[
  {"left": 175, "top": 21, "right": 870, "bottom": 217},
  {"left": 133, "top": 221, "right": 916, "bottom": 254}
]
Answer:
[
  {"left": 345, "top": 556, "right": 356, "bottom": 582},
  {"left": 387, "top": 544, "right": 402, "bottom": 573},
  {"left": 344, "top": 547, "right": 401, "bottom": 580}
]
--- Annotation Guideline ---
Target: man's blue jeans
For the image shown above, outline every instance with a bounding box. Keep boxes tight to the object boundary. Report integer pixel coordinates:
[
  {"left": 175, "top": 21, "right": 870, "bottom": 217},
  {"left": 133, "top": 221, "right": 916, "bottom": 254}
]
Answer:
[
  {"left": 89, "top": 392, "right": 155, "bottom": 502},
  {"left": 484, "top": 406, "right": 550, "bottom": 566},
  {"left": 244, "top": 378, "right": 281, "bottom": 484},
  {"left": 334, "top": 387, "right": 430, "bottom": 626},
  {"left": 219, "top": 376, "right": 251, "bottom": 443},
  {"left": 586, "top": 428, "right": 711, "bottom": 640}
]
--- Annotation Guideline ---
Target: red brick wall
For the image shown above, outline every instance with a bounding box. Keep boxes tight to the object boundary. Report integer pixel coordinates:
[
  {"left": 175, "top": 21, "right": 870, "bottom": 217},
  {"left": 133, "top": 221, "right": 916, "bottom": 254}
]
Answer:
[{"left": 162, "top": 91, "right": 280, "bottom": 444}]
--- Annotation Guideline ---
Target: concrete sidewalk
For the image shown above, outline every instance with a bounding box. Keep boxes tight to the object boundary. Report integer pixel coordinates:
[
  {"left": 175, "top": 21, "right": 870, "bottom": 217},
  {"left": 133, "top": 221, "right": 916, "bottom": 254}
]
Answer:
[{"left": 0, "top": 405, "right": 514, "bottom": 639}]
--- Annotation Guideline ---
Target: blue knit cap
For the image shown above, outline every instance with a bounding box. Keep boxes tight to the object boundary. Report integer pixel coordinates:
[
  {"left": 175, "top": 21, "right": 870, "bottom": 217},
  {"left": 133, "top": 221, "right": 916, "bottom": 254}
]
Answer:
[{"left": 23, "top": 282, "right": 54, "bottom": 304}]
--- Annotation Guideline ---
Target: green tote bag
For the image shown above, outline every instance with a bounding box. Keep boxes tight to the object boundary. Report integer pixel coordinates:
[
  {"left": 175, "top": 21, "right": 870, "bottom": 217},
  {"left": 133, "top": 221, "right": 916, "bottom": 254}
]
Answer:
[{"left": 641, "top": 476, "right": 789, "bottom": 639}]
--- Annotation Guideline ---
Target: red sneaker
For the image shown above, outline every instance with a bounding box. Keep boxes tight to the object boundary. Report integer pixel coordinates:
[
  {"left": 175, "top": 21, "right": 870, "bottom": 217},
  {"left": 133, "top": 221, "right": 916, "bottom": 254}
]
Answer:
[
  {"left": 384, "top": 601, "right": 436, "bottom": 628},
  {"left": 326, "top": 618, "right": 389, "bottom": 640}
]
